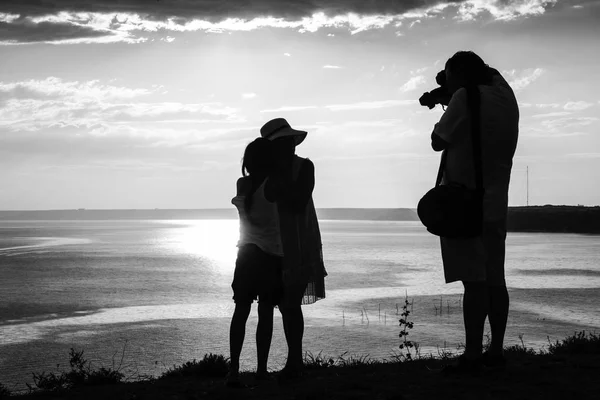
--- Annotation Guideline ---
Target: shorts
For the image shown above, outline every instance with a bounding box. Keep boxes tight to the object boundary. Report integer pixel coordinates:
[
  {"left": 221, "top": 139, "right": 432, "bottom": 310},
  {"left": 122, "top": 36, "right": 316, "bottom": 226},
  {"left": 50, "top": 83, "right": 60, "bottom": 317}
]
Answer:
[
  {"left": 232, "top": 244, "right": 283, "bottom": 305},
  {"left": 441, "top": 219, "right": 507, "bottom": 286}
]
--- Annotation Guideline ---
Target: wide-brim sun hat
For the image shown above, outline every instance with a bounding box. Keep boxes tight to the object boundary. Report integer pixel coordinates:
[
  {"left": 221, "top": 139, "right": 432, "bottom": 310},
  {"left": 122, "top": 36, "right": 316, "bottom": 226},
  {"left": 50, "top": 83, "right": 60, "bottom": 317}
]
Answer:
[{"left": 260, "top": 118, "right": 307, "bottom": 146}]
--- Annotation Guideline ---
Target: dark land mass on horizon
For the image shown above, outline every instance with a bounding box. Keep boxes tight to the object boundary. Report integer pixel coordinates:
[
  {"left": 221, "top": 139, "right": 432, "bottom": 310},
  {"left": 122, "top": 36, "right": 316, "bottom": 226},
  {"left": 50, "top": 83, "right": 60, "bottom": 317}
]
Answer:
[{"left": 0, "top": 205, "right": 599, "bottom": 233}]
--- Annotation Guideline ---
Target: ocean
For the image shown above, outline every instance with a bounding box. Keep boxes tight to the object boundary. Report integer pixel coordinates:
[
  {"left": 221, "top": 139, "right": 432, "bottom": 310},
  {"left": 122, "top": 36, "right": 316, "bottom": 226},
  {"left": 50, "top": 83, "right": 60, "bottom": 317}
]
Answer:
[{"left": 1, "top": 219, "right": 599, "bottom": 392}]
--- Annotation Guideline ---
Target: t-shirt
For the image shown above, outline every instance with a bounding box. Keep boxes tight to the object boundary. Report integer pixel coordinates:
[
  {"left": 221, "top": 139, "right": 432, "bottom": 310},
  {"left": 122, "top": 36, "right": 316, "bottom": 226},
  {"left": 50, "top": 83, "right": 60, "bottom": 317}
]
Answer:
[
  {"left": 433, "top": 75, "right": 519, "bottom": 222},
  {"left": 231, "top": 178, "right": 283, "bottom": 257}
]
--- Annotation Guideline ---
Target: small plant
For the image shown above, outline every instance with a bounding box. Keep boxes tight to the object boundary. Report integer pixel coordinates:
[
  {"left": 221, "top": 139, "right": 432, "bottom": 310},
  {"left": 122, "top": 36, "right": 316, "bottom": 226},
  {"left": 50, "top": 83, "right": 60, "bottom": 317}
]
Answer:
[
  {"left": 398, "top": 295, "right": 415, "bottom": 361},
  {"left": 505, "top": 334, "right": 537, "bottom": 356},
  {"left": 304, "top": 351, "right": 375, "bottom": 369},
  {"left": 547, "top": 331, "right": 600, "bottom": 355},
  {"left": 160, "top": 353, "right": 229, "bottom": 378},
  {"left": 0, "top": 382, "right": 11, "bottom": 398},
  {"left": 303, "top": 351, "right": 336, "bottom": 370},
  {"left": 27, "top": 348, "right": 124, "bottom": 393},
  {"left": 337, "top": 353, "right": 374, "bottom": 368},
  {"left": 436, "top": 342, "right": 454, "bottom": 360}
]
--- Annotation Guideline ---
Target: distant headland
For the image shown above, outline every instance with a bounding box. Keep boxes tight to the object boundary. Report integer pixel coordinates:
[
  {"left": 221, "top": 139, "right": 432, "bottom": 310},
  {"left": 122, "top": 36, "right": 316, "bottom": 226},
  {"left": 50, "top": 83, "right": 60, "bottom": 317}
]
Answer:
[
  {"left": 0, "top": 205, "right": 598, "bottom": 233},
  {"left": 506, "top": 205, "right": 600, "bottom": 234}
]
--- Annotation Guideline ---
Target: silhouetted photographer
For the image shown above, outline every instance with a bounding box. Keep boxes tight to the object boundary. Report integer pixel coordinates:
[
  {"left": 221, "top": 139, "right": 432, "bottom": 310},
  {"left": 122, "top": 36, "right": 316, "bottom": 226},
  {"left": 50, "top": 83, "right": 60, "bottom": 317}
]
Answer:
[{"left": 418, "top": 51, "right": 520, "bottom": 373}]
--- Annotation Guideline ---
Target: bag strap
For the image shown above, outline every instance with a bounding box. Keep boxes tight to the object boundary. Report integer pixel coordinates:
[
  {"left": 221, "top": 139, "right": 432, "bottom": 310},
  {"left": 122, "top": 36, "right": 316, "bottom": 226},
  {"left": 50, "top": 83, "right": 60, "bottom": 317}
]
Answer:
[
  {"left": 465, "top": 85, "right": 484, "bottom": 193},
  {"left": 434, "top": 85, "right": 483, "bottom": 192},
  {"left": 434, "top": 150, "right": 446, "bottom": 186}
]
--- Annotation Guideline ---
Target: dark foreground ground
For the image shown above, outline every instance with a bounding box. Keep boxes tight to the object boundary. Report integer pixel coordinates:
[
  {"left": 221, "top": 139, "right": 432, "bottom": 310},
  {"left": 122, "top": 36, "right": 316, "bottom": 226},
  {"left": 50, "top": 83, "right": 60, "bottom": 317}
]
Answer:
[{"left": 9, "top": 350, "right": 600, "bottom": 400}]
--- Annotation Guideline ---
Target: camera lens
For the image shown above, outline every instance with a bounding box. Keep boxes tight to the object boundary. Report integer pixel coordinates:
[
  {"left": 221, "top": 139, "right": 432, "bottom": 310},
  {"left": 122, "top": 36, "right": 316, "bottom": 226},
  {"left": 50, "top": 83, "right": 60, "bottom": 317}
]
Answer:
[{"left": 435, "top": 70, "right": 446, "bottom": 86}]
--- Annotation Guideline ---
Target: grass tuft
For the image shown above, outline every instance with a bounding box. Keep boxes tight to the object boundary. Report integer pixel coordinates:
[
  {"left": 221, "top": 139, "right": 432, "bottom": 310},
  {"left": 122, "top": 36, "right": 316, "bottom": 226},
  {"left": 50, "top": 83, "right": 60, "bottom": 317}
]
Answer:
[
  {"left": 160, "top": 353, "right": 229, "bottom": 379},
  {"left": 303, "top": 351, "right": 336, "bottom": 370},
  {"left": 547, "top": 331, "right": 600, "bottom": 355},
  {"left": 26, "top": 348, "right": 124, "bottom": 394},
  {"left": 504, "top": 334, "right": 537, "bottom": 356}
]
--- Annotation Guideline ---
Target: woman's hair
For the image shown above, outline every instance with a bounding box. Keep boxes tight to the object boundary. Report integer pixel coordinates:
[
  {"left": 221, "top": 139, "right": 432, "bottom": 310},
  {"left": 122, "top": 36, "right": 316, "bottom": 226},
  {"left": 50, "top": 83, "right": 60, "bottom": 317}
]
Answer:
[
  {"left": 445, "top": 51, "right": 493, "bottom": 86},
  {"left": 241, "top": 138, "right": 275, "bottom": 177},
  {"left": 240, "top": 138, "right": 276, "bottom": 214}
]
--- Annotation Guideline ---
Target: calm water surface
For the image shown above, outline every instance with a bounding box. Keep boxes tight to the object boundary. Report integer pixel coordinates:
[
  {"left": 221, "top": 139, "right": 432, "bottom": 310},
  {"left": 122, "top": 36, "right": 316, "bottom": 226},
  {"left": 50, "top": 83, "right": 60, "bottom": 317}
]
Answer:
[{"left": 1, "top": 220, "right": 599, "bottom": 391}]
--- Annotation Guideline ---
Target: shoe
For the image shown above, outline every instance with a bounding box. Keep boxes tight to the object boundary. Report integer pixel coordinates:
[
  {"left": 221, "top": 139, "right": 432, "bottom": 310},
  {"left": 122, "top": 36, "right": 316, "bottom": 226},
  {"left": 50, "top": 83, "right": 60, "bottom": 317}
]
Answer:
[
  {"left": 255, "top": 371, "right": 273, "bottom": 381},
  {"left": 442, "top": 355, "right": 483, "bottom": 375},
  {"left": 276, "top": 366, "right": 303, "bottom": 383},
  {"left": 482, "top": 352, "right": 507, "bottom": 368},
  {"left": 225, "top": 371, "right": 248, "bottom": 389}
]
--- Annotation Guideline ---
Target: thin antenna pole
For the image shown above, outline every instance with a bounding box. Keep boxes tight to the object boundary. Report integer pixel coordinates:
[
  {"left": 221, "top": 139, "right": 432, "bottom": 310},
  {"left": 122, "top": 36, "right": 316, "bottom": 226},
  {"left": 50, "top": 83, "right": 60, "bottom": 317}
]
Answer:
[{"left": 526, "top": 166, "right": 529, "bottom": 206}]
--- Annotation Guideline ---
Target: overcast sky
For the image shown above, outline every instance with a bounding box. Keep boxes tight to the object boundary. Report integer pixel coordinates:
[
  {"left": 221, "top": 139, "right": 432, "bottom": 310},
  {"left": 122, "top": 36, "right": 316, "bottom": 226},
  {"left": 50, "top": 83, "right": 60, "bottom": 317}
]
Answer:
[{"left": 1, "top": 0, "right": 599, "bottom": 209}]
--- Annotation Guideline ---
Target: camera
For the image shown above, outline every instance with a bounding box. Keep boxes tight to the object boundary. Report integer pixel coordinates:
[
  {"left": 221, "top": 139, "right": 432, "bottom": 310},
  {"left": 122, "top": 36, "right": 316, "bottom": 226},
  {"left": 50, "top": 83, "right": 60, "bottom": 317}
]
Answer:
[{"left": 419, "top": 70, "right": 451, "bottom": 109}]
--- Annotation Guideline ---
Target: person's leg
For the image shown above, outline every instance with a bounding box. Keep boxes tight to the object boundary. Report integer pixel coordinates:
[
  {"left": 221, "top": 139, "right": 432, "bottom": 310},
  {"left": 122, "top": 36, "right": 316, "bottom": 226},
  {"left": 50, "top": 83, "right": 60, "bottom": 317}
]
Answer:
[
  {"left": 484, "top": 220, "right": 509, "bottom": 356},
  {"left": 229, "top": 302, "right": 252, "bottom": 376},
  {"left": 462, "top": 281, "right": 489, "bottom": 360},
  {"left": 256, "top": 301, "right": 274, "bottom": 375},
  {"left": 488, "top": 285, "right": 509, "bottom": 355},
  {"left": 279, "top": 304, "right": 304, "bottom": 372}
]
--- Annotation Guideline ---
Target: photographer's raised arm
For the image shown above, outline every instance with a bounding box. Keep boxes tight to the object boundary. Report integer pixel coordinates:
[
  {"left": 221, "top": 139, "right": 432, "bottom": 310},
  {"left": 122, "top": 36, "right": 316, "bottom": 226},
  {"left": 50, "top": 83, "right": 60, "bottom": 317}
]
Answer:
[{"left": 431, "top": 87, "right": 469, "bottom": 151}]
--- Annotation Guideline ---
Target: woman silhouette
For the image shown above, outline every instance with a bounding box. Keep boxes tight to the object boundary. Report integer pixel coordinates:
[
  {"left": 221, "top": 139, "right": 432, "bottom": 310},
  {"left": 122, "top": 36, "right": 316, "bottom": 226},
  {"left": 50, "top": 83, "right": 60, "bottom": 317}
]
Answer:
[
  {"left": 228, "top": 138, "right": 283, "bottom": 386},
  {"left": 260, "top": 117, "right": 327, "bottom": 378}
]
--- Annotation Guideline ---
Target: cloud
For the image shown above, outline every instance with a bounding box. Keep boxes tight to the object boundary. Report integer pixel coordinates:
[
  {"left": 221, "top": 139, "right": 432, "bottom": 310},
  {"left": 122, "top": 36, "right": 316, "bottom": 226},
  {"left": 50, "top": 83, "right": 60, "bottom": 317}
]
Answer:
[
  {"left": 325, "top": 99, "right": 415, "bottom": 111},
  {"left": 314, "top": 151, "right": 431, "bottom": 162},
  {"left": 530, "top": 111, "right": 571, "bottom": 118},
  {"left": 0, "top": 77, "right": 240, "bottom": 133},
  {"left": 260, "top": 105, "right": 317, "bottom": 113},
  {"left": 503, "top": 68, "right": 545, "bottom": 91},
  {"left": 0, "top": 77, "right": 152, "bottom": 100},
  {"left": 323, "top": 65, "right": 343, "bottom": 69},
  {"left": 540, "top": 116, "right": 598, "bottom": 131},
  {"left": 524, "top": 115, "right": 599, "bottom": 137},
  {"left": 563, "top": 101, "right": 594, "bottom": 111},
  {"left": 399, "top": 75, "right": 427, "bottom": 92},
  {"left": 242, "top": 93, "right": 257, "bottom": 99},
  {"left": 564, "top": 153, "right": 600, "bottom": 159},
  {"left": 0, "top": 18, "right": 114, "bottom": 44},
  {"left": 0, "top": 1, "right": 561, "bottom": 44},
  {"left": 456, "top": 0, "right": 558, "bottom": 22},
  {"left": 535, "top": 103, "right": 561, "bottom": 108},
  {"left": 0, "top": 1, "right": 451, "bottom": 21}
]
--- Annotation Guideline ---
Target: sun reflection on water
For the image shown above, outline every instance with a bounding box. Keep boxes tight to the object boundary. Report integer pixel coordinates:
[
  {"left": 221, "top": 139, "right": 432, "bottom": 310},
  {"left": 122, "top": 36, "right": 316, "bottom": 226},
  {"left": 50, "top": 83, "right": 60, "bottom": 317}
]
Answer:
[{"left": 168, "top": 220, "right": 239, "bottom": 265}]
